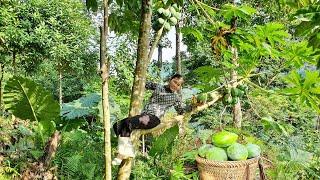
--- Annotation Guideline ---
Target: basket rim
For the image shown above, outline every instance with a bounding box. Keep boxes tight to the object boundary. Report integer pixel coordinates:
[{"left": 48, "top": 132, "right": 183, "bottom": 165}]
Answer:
[{"left": 196, "top": 155, "right": 260, "bottom": 167}]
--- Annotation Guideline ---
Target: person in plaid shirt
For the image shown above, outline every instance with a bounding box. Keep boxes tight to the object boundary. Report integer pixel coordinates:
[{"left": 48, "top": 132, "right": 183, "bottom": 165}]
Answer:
[{"left": 112, "top": 74, "right": 186, "bottom": 165}]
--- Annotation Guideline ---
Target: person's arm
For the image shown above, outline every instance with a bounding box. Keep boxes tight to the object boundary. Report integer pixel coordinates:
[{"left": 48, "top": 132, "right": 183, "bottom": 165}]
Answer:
[
  {"left": 145, "top": 81, "right": 158, "bottom": 90},
  {"left": 174, "top": 95, "right": 193, "bottom": 115}
]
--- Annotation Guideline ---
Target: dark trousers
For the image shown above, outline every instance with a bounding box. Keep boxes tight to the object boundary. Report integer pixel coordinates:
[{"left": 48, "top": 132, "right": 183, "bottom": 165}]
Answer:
[{"left": 113, "top": 113, "right": 161, "bottom": 137}]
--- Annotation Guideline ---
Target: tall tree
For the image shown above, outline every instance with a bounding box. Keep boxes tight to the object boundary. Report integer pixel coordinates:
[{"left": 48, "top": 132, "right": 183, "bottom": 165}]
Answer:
[
  {"left": 128, "top": 0, "right": 153, "bottom": 117},
  {"left": 0, "top": 0, "right": 96, "bottom": 104},
  {"left": 100, "top": 0, "right": 112, "bottom": 178},
  {"left": 231, "top": 0, "right": 242, "bottom": 128},
  {"left": 118, "top": 0, "right": 152, "bottom": 178},
  {"left": 85, "top": 0, "right": 112, "bottom": 178}
]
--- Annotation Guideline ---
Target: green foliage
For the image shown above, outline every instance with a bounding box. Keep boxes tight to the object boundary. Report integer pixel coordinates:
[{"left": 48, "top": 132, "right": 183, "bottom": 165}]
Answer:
[
  {"left": 241, "top": 92, "right": 320, "bottom": 179},
  {"left": 0, "top": 165, "right": 19, "bottom": 180},
  {"left": 0, "top": 0, "right": 96, "bottom": 74},
  {"left": 219, "top": 4, "right": 256, "bottom": 21},
  {"left": 3, "top": 76, "right": 60, "bottom": 129},
  {"left": 233, "top": 22, "right": 290, "bottom": 59},
  {"left": 266, "top": 135, "right": 319, "bottom": 179},
  {"left": 59, "top": 92, "right": 122, "bottom": 131},
  {"left": 149, "top": 125, "right": 179, "bottom": 157},
  {"left": 170, "top": 160, "right": 191, "bottom": 180},
  {"left": 85, "top": 0, "right": 98, "bottom": 12},
  {"left": 108, "top": 1, "right": 141, "bottom": 36},
  {"left": 53, "top": 129, "right": 104, "bottom": 180},
  {"left": 61, "top": 93, "right": 101, "bottom": 120},
  {"left": 292, "top": 4, "right": 320, "bottom": 50},
  {"left": 0, "top": 116, "right": 53, "bottom": 178},
  {"left": 133, "top": 128, "right": 199, "bottom": 179},
  {"left": 261, "top": 116, "right": 289, "bottom": 136},
  {"left": 180, "top": 27, "right": 204, "bottom": 41},
  {"left": 282, "top": 70, "right": 320, "bottom": 113},
  {"left": 191, "top": 66, "right": 221, "bottom": 92},
  {"left": 283, "top": 41, "right": 317, "bottom": 67}
]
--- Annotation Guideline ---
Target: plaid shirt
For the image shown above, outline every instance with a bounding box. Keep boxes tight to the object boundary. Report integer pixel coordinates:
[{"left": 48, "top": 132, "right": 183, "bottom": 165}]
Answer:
[{"left": 142, "top": 81, "right": 184, "bottom": 118}]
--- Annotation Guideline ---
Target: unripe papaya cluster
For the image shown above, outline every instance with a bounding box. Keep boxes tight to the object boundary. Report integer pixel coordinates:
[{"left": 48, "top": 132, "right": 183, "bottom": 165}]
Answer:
[
  {"left": 198, "top": 131, "right": 261, "bottom": 161},
  {"left": 222, "top": 84, "right": 248, "bottom": 105},
  {"left": 155, "top": 4, "right": 181, "bottom": 31},
  {"left": 190, "top": 93, "right": 209, "bottom": 107}
]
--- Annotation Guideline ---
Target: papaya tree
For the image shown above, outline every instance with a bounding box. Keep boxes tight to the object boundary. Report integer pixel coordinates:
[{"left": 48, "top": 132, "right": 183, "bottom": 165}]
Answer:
[
  {"left": 117, "top": 0, "right": 184, "bottom": 178},
  {"left": 180, "top": 0, "right": 319, "bottom": 129}
]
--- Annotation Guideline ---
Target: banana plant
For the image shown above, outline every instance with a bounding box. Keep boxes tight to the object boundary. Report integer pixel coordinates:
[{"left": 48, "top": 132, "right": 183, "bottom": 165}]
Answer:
[{"left": 3, "top": 76, "right": 60, "bottom": 131}]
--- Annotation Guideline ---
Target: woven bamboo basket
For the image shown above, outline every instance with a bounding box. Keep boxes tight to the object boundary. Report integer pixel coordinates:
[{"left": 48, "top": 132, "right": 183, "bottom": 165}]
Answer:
[{"left": 196, "top": 156, "right": 260, "bottom": 180}]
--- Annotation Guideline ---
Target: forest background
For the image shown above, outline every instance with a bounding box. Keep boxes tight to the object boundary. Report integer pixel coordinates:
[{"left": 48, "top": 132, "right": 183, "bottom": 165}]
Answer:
[{"left": 0, "top": 0, "right": 319, "bottom": 179}]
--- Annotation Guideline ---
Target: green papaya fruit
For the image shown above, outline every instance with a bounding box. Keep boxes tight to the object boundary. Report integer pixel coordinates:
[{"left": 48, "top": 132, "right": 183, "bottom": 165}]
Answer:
[
  {"left": 212, "top": 131, "right": 238, "bottom": 148},
  {"left": 231, "top": 97, "right": 238, "bottom": 105},
  {"left": 169, "top": 6, "right": 176, "bottom": 14},
  {"left": 157, "top": 8, "right": 165, "bottom": 14},
  {"left": 174, "top": 12, "right": 181, "bottom": 20},
  {"left": 231, "top": 88, "right": 238, "bottom": 97},
  {"left": 164, "top": 22, "right": 171, "bottom": 30},
  {"left": 158, "top": 18, "right": 165, "bottom": 24},
  {"left": 163, "top": 9, "right": 171, "bottom": 17},
  {"left": 227, "top": 143, "right": 248, "bottom": 160},
  {"left": 172, "top": 3, "right": 178, "bottom": 10}
]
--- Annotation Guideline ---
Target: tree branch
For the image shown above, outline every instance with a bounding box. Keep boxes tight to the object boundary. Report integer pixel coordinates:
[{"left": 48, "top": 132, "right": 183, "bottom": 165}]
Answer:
[
  {"left": 147, "top": 26, "right": 164, "bottom": 62},
  {"left": 131, "top": 91, "right": 223, "bottom": 140}
]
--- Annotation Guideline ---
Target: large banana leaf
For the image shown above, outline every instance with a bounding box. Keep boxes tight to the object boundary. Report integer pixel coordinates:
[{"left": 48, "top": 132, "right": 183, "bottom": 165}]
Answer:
[{"left": 3, "top": 76, "right": 60, "bottom": 123}]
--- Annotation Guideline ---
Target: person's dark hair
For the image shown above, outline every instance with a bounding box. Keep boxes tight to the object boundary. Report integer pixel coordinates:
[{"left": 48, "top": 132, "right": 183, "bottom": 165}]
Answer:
[{"left": 170, "top": 73, "right": 183, "bottom": 80}]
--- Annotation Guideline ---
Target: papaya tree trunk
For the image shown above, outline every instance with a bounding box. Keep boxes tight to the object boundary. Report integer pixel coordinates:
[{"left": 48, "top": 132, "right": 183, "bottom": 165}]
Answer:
[
  {"left": 100, "top": 0, "right": 111, "bottom": 179},
  {"left": 157, "top": 45, "right": 163, "bottom": 73},
  {"left": 118, "top": 0, "right": 152, "bottom": 179},
  {"left": 0, "top": 63, "right": 4, "bottom": 113},
  {"left": 231, "top": 47, "right": 242, "bottom": 128},
  {"left": 175, "top": 23, "right": 181, "bottom": 74}
]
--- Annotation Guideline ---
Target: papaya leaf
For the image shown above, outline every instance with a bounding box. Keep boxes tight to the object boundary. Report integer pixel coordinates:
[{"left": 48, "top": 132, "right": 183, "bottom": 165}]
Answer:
[
  {"left": 292, "top": 4, "right": 320, "bottom": 49},
  {"left": 220, "top": 4, "right": 256, "bottom": 21},
  {"left": 180, "top": 27, "right": 203, "bottom": 41},
  {"left": 3, "top": 76, "right": 60, "bottom": 123},
  {"left": 198, "top": 1, "right": 216, "bottom": 17},
  {"left": 283, "top": 70, "right": 320, "bottom": 113},
  {"left": 310, "top": 87, "right": 320, "bottom": 94},
  {"left": 256, "top": 23, "right": 290, "bottom": 47},
  {"left": 284, "top": 41, "right": 316, "bottom": 67},
  {"left": 305, "top": 94, "right": 320, "bottom": 113},
  {"left": 303, "top": 71, "right": 319, "bottom": 89},
  {"left": 192, "top": 66, "right": 221, "bottom": 92},
  {"left": 239, "top": 5, "right": 256, "bottom": 16},
  {"left": 261, "top": 116, "right": 288, "bottom": 136},
  {"left": 283, "top": 71, "right": 302, "bottom": 86},
  {"left": 193, "top": 66, "right": 222, "bottom": 82},
  {"left": 282, "top": 87, "right": 301, "bottom": 95}
]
